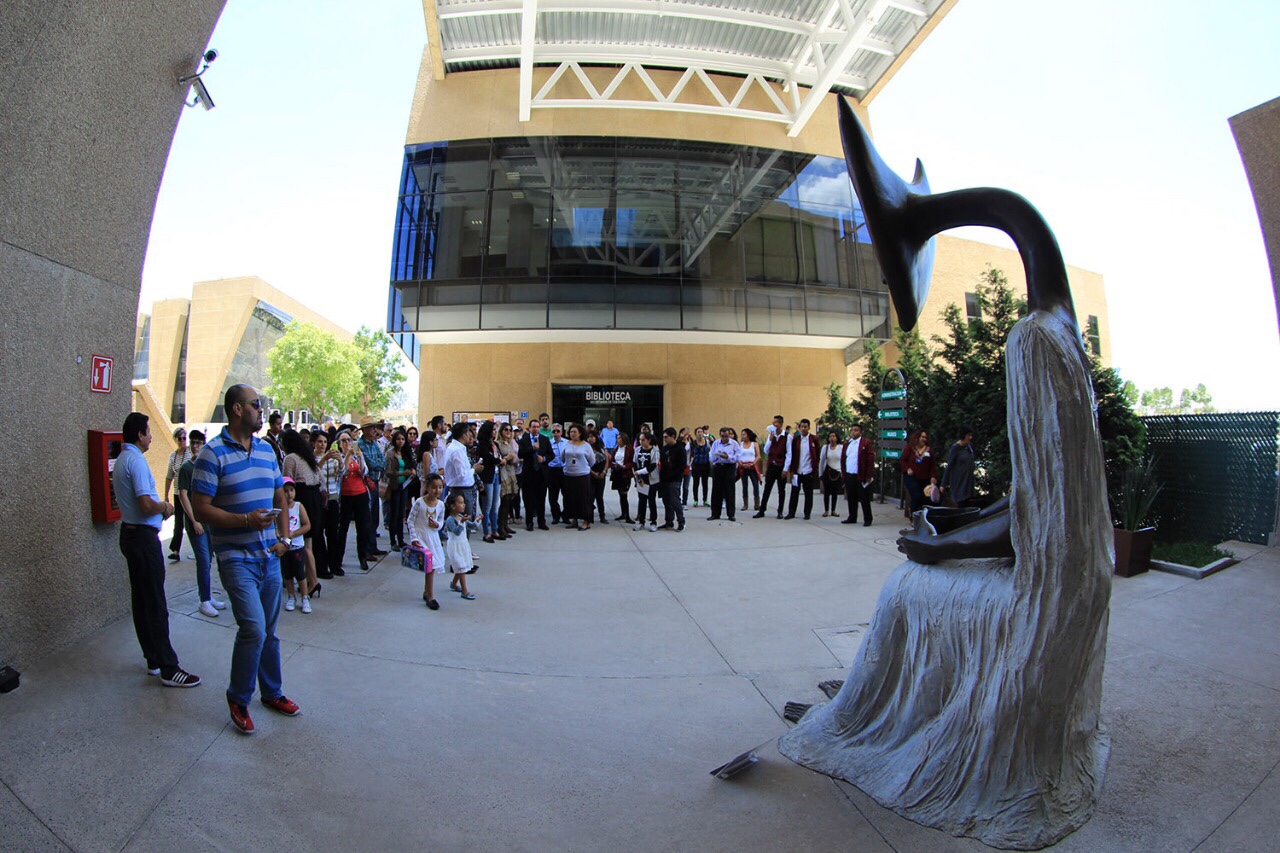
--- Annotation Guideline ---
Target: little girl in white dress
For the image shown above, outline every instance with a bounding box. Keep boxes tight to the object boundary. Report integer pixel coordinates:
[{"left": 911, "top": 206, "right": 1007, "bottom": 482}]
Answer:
[
  {"left": 442, "top": 492, "right": 475, "bottom": 600},
  {"left": 406, "top": 473, "right": 446, "bottom": 610}
]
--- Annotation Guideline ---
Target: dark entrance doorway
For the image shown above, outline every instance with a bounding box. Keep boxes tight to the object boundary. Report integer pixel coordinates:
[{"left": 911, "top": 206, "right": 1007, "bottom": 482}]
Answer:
[{"left": 552, "top": 384, "right": 663, "bottom": 438}]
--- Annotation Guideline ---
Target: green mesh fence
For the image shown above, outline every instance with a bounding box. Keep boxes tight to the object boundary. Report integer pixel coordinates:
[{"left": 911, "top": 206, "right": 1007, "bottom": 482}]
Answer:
[{"left": 1142, "top": 412, "right": 1280, "bottom": 545}]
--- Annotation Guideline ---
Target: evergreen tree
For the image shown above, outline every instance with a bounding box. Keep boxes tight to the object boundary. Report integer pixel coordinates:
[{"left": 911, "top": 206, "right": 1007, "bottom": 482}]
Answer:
[
  {"left": 816, "top": 382, "right": 858, "bottom": 441},
  {"left": 853, "top": 266, "right": 1143, "bottom": 501}
]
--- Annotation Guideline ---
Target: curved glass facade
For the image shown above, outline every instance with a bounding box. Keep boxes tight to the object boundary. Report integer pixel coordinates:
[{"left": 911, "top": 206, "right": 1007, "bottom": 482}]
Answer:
[{"left": 388, "top": 136, "right": 889, "bottom": 347}]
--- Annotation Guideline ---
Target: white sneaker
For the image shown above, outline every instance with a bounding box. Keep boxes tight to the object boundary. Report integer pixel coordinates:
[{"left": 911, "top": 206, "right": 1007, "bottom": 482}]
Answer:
[
  {"left": 648, "top": 523, "right": 657, "bottom": 532},
  {"left": 199, "top": 601, "right": 219, "bottom": 617},
  {"left": 300, "top": 596, "right": 312, "bottom": 614},
  {"left": 284, "top": 595, "right": 295, "bottom": 612},
  {"left": 633, "top": 522, "right": 643, "bottom": 531},
  {"left": 211, "top": 598, "right": 228, "bottom": 610}
]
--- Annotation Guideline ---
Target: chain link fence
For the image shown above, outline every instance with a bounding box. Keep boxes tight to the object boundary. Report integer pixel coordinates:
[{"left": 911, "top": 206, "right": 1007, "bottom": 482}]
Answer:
[{"left": 1143, "top": 412, "right": 1280, "bottom": 545}]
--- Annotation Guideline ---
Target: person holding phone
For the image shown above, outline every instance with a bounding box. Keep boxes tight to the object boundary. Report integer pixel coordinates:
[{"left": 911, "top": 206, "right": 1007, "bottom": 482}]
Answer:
[{"left": 191, "top": 384, "right": 301, "bottom": 735}]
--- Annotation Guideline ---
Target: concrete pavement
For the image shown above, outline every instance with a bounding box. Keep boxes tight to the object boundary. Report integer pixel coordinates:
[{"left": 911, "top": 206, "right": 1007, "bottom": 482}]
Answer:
[{"left": 1, "top": 495, "right": 1277, "bottom": 851}]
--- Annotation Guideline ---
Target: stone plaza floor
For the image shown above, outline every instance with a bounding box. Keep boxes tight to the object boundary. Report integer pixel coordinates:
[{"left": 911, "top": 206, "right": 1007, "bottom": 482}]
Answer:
[{"left": 2, "top": 496, "right": 1278, "bottom": 851}]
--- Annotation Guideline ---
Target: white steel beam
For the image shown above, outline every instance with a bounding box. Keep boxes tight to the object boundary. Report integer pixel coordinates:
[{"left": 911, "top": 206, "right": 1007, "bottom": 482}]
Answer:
[
  {"left": 787, "top": 0, "right": 891, "bottom": 136},
  {"left": 518, "top": 0, "right": 538, "bottom": 121}
]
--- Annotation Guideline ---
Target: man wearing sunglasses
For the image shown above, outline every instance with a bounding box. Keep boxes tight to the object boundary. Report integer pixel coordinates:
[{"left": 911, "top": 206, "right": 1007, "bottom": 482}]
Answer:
[{"left": 191, "top": 384, "right": 301, "bottom": 735}]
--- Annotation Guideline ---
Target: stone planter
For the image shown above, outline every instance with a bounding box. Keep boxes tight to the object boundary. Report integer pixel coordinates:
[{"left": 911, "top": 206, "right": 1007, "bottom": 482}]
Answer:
[{"left": 1114, "top": 527, "right": 1155, "bottom": 577}]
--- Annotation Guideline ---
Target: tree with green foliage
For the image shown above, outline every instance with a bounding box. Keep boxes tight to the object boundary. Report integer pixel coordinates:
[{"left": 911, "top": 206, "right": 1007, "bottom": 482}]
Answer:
[
  {"left": 266, "top": 322, "right": 361, "bottom": 422},
  {"left": 854, "top": 266, "right": 1144, "bottom": 502},
  {"left": 816, "top": 382, "right": 858, "bottom": 441},
  {"left": 1178, "top": 383, "right": 1215, "bottom": 414},
  {"left": 1140, "top": 386, "right": 1175, "bottom": 415},
  {"left": 1089, "top": 356, "right": 1146, "bottom": 491},
  {"left": 351, "top": 326, "right": 407, "bottom": 416}
]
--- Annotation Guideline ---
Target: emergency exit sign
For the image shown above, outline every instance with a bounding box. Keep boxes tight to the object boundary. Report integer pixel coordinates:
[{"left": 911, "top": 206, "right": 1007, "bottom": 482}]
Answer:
[{"left": 90, "top": 355, "right": 113, "bottom": 394}]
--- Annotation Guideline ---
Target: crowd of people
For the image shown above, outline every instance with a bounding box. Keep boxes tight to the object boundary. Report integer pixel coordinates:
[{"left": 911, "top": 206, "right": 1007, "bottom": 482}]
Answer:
[{"left": 118, "top": 383, "right": 977, "bottom": 734}]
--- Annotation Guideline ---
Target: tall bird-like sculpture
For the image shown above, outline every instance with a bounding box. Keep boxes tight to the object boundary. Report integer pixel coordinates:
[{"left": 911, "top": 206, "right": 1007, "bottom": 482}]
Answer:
[{"left": 777, "top": 99, "right": 1113, "bottom": 850}]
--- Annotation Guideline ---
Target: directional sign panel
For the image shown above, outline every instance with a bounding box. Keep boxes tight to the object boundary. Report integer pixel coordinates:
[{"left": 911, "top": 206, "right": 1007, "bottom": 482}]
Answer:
[
  {"left": 881, "top": 428, "right": 907, "bottom": 440},
  {"left": 878, "top": 408, "right": 905, "bottom": 421},
  {"left": 881, "top": 448, "right": 903, "bottom": 460},
  {"left": 879, "top": 388, "right": 907, "bottom": 401}
]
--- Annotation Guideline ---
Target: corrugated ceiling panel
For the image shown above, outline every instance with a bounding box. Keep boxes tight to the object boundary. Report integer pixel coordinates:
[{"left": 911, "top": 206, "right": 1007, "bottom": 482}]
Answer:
[{"left": 436, "top": 0, "right": 945, "bottom": 93}]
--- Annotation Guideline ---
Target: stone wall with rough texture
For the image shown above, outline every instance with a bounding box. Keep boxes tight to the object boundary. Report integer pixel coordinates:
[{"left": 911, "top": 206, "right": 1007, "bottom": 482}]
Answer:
[
  {"left": 0, "top": 0, "right": 226, "bottom": 668},
  {"left": 1231, "top": 96, "right": 1280, "bottom": 336}
]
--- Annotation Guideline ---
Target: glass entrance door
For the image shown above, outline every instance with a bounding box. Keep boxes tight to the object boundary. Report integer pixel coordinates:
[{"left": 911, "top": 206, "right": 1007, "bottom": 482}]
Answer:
[{"left": 552, "top": 384, "right": 663, "bottom": 438}]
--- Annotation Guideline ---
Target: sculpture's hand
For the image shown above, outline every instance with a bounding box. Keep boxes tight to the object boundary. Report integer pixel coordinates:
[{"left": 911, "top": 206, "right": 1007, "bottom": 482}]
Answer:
[{"left": 896, "top": 506, "right": 1015, "bottom": 564}]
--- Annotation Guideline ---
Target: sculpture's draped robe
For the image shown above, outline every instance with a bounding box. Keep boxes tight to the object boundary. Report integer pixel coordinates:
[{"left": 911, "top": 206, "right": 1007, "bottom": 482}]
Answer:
[{"left": 779, "top": 311, "right": 1112, "bottom": 850}]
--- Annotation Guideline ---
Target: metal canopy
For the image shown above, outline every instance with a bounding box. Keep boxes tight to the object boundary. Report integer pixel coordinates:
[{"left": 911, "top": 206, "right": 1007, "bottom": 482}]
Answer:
[{"left": 430, "top": 0, "right": 951, "bottom": 136}]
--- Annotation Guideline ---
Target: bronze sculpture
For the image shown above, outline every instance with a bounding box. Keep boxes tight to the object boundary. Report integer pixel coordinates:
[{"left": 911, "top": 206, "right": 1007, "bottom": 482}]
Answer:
[{"left": 776, "top": 98, "right": 1113, "bottom": 850}]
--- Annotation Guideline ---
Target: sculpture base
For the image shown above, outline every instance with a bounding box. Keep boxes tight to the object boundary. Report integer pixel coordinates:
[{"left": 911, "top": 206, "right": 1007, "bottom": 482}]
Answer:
[{"left": 779, "top": 555, "right": 1110, "bottom": 850}]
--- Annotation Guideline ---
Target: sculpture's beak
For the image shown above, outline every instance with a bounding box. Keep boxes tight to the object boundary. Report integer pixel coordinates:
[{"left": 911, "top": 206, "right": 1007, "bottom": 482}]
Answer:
[{"left": 838, "top": 97, "right": 934, "bottom": 332}]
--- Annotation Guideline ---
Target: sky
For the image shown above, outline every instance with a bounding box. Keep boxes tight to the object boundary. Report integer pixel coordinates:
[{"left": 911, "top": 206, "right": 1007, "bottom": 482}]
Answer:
[{"left": 142, "top": 0, "right": 1280, "bottom": 411}]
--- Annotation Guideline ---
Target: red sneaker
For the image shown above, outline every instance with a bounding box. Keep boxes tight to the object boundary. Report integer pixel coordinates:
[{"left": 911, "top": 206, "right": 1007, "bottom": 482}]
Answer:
[
  {"left": 228, "top": 698, "right": 254, "bottom": 734},
  {"left": 262, "top": 695, "right": 301, "bottom": 717}
]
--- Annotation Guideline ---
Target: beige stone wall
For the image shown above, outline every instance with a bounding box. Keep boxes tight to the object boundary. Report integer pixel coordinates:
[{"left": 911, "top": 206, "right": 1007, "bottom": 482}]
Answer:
[
  {"left": 144, "top": 275, "right": 353, "bottom": 424},
  {"left": 855, "top": 235, "right": 1109, "bottom": 384},
  {"left": 406, "top": 65, "right": 870, "bottom": 159},
  {"left": 419, "top": 340, "right": 845, "bottom": 431},
  {"left": 145, "top": 298, "right": 191, "bottom": 416}
]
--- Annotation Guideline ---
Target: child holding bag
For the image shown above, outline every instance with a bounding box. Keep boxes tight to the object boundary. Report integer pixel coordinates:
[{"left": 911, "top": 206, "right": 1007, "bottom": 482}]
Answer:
[{"left": 406, "top": 473, "right": 446, "bottom": 610}]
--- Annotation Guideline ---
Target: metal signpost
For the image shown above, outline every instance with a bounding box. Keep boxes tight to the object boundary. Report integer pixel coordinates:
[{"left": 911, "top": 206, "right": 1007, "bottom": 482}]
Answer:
[{"left": 877, "top": 369, "right": 908, "bottom": 503}]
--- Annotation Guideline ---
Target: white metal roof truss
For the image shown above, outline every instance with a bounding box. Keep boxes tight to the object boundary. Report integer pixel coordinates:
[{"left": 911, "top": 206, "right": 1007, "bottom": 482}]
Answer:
[{"left": 433, "top": 0, "right": 945, "bottom": 135}]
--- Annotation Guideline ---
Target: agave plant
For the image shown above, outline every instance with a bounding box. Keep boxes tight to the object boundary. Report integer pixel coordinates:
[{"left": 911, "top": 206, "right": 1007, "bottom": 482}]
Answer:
[{"left": 1112, "top": 457, "right": 1162, "bottom": 531}]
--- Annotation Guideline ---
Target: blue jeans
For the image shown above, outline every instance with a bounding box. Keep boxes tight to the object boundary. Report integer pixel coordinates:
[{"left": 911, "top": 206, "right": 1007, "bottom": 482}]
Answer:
[
  {"left": 217, "top": 552, "right": 284, "bottom": 706},
  {"left": 186, "top": 525, "right": 213, "bottom": 602},
  {"left": 481, "top": 471, "right": 501, "bottom": 535}
]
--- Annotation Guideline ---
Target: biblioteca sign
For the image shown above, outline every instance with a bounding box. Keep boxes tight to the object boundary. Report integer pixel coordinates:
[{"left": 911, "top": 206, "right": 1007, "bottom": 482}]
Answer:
[{"left": 585, "top": 390, "right": 632, "bottom": 404}]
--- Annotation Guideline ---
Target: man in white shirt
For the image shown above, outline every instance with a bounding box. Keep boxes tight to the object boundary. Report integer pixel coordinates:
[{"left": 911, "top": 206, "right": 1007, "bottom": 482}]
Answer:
[
  {"left": 443, "top": 422, "right": 483, "bottom": 535},
  {"left": 707, "top": 427, "right": 740, "bottom": 522},
  {"left": 842, "top": 423, "right": 876, "bottom": 526},
  {"left": 784, "top": 418, "right": 820, "bottom": 520}
]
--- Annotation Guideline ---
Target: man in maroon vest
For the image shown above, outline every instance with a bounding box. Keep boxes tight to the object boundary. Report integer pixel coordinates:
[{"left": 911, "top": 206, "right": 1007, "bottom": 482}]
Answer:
[
  {"left": 841, "top": 423, "right": 876, "bottom": 526},
  {"left": 754, "top": 415, "right": 788, "bottom": 519},
  {"left": 785, "top": 418, "right": 821, "bottom": 520}
]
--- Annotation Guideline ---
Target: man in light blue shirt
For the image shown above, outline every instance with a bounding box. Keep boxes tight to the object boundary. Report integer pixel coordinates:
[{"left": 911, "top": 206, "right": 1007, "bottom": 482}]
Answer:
[
  {"left": 600, "top": 420, "right": 620, "bottom": 451},
  {"left": 113, "top": 412, "right": 201, "bottom": 688},
  {"left": 545, "top": 423, "right": 567, "bottom": 524}
]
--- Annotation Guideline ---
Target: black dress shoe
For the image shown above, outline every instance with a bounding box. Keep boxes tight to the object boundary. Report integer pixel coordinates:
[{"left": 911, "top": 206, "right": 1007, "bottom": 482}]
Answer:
[
  {"left": 776, "top": 512, "right": 783, "bottom": 519},
  {"left": 526, "top": 523, "right": 534, "bottom": 531},
  {"left": 538, "top": 523, "right": 550, "bottom": 530},
  {"left": 331, "top": 567, "right": 346, "bottom": 577},
  {"left": 752, "top": 511, "right": 765, "bottom": 519},
  {"left": 359, "top": 559, "right": 370, "bottom": 572},
  {"left": 864, "top": 520, "right": 873, "bottom": 527},
  {"left": 841, "top": 518, "right": 857, "bottom": 525},
  {"left": 784, "top": 514, "right": 795, "bottom": 520},
  {"left": 317, "top": 570, "right": 334, "bottom": 578}
]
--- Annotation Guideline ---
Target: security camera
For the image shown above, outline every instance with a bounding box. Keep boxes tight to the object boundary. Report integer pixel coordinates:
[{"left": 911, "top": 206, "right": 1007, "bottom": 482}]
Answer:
[
  {"left": 179, "top": 48, "right": 219, "bottom": 111},
  {"left": 190, "top": 77, "right": 215, "bottom": 111}
]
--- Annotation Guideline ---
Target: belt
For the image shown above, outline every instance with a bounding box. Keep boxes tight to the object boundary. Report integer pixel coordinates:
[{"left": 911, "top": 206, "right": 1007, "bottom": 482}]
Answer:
[{"left": 120, "top": 522, "right": 160, "bottom": 532}]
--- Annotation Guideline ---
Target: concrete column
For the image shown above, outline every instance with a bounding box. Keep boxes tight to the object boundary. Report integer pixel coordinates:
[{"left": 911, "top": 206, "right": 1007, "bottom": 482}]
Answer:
[{"left": 0, "top": 0, "right": 225, "bottom": 667}]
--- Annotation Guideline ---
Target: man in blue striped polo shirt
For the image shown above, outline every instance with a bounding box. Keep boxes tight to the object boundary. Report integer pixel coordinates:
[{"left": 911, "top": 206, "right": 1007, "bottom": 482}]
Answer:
[{"left": 191, "top": 384, "right": 302, "bottom": 735}]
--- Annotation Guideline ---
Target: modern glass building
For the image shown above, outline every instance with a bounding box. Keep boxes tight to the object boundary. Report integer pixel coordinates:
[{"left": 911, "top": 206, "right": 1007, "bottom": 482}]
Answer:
[
  {"left": 389, "top": 0, "right": 1108, "bottom": 434},
  {"left": 389, "top": 136, "right": 889, "bottom": 340}
]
